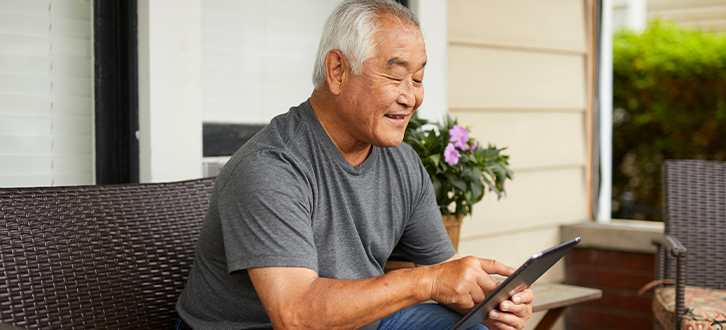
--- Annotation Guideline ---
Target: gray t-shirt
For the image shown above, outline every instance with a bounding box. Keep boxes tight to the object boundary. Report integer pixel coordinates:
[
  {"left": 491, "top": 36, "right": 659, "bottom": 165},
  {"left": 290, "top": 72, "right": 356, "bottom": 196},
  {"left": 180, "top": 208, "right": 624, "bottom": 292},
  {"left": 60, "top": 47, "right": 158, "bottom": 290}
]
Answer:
[{"left": 176, "top": 100, "right": 456, "bottom": 329}]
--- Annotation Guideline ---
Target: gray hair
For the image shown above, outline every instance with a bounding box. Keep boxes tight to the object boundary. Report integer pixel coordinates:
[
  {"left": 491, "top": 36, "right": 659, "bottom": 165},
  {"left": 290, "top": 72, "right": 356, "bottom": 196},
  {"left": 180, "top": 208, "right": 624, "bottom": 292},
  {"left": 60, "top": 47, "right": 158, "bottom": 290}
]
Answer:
[{"left": 312, "top": 0, "right": 420, "bottom": 90}]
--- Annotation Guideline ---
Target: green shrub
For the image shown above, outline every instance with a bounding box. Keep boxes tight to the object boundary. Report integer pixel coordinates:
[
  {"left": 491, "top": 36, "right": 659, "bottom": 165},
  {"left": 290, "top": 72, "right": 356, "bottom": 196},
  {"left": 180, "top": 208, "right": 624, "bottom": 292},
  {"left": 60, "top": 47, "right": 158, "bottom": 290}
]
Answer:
[{"left": 612, "top": 20, "right": 726, "bottom": 220}]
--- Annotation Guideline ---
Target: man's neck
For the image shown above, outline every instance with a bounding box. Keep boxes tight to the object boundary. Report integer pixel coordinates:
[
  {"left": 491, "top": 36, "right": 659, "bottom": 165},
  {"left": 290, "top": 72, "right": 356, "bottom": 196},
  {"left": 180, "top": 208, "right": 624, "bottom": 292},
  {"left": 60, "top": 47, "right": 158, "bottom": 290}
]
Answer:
[{"left": 309, "top": 92, "right": 372, "bottom": 167}]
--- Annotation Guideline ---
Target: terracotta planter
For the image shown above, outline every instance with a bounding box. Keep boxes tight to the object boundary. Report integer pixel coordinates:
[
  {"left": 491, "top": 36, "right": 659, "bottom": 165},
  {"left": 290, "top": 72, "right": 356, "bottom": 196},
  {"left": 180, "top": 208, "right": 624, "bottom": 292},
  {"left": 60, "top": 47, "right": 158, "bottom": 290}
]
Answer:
[{"left": 441, "top": 214, "right": 464, "bottom": 252}]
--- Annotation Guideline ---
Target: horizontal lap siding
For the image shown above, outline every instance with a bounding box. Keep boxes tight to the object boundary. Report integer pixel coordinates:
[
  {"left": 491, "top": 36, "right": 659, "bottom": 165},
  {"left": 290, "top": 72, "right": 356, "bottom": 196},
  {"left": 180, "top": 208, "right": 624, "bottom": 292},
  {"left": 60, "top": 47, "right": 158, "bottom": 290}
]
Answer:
[
  {"left": 648, "top": 0, "right": 726, "bottom": 32},
  {"left": 448, "top": 0, "right": 587, "bottom": 53},
  {"left": 448, "top": 0, "right": 591, "bottom": 299},
  {"left": 452, "top": 111, "right": 587, "bottom": 169},
  {"left": 449, "top": 47, "right": 587, "bottom": 109},
  {"left": 461, "top": 167, "right": 588, "bottom": 237},
  {"left": 649, "top": 0, "right": 726, "bottom": 10}
]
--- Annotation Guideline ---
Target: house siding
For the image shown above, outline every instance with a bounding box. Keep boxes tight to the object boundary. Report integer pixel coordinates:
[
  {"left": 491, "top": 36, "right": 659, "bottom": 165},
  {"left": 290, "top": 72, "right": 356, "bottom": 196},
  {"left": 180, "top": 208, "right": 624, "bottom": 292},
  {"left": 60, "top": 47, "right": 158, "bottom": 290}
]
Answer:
[
  {"left": 448, "top": 2, "right": 593, "bottom": 327},
  {"left": 648, "top": 0, "right": 726, "bottom": 31}
]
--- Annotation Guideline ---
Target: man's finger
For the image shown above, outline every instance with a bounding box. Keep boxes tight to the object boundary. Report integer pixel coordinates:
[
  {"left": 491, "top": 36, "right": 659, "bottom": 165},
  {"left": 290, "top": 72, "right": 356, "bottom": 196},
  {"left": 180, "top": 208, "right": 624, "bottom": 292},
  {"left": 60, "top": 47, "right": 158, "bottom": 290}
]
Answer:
[
  {"left": 475, "top": 272, "right": 498, "bottom": 295},
  {"left": 479, "top": 258, "right": 516, "bottom": 276},
  {"left": 469, "top": 285, "right": 486, "bottom": 304},
  {"left": 485, "top": 310, "right": 521, "bottom": 330},
  {"left": 512, "top": 288, "right": 534, "bottom": 305},
  {"left": 499, "top": 300, "right": 529, "bottom": 317}
]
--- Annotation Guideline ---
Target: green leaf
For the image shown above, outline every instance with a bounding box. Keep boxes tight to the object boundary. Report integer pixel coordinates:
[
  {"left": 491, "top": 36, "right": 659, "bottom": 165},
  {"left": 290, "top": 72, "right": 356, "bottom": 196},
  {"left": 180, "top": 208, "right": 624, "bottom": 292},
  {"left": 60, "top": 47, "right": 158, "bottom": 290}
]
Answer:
[
  {"left": 429, "top": 154, "right": 441, "bottom": 167},
  {"left": 483, "top": 166, "right": 496, "bottom": 179},
  {"left": 432, "top": 176, "right": 442, "bottom": 197},
  {"left": 470, "top": 168, "right": 483, "bottom": 181},
  {"left": 425, "top": 129, "right": 440, "bottom": 147},
  {"left": 464, "top": 190, "right": 473, "bottom": 206},
  {"left": 444, "top": 173, "right": 467, "bottom": 191},
  {"left": 470, "top": 181, "right": 483, "bottom": 200}
]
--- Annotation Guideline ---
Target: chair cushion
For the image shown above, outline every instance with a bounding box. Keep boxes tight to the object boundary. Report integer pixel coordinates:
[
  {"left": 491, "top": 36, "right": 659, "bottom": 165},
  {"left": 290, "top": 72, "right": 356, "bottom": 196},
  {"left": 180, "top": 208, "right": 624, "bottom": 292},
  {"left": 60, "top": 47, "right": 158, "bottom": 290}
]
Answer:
[{"left": 653, "top": 286, "right": 726, "bottom": 330}]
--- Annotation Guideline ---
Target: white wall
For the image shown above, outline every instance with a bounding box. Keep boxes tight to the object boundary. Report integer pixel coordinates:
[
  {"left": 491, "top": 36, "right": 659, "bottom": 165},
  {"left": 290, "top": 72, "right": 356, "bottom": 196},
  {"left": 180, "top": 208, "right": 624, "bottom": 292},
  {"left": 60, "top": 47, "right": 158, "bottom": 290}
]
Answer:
[
  {"left": 138, "top": 0, "right": 203, "bottom": 183},
  {"left": 410, "top": 0, "right": 448, "bottom": 123},
  {"left": 613, "top": 0, "right": 647, "bottom": 32}
]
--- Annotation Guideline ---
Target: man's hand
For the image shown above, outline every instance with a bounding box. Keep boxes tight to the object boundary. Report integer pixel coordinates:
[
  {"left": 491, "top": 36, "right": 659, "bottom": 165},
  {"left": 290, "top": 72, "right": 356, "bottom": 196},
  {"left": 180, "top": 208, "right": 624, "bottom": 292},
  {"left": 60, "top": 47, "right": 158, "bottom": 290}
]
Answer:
[
  {"left": 428, "top": 256, "right": 515, "bottom": 311},
  {"left": 482, "top": 289, "right": 534, "bottom": 330},
  {"left": 427, "top": 255, "right": 534, "bottom": 330}
]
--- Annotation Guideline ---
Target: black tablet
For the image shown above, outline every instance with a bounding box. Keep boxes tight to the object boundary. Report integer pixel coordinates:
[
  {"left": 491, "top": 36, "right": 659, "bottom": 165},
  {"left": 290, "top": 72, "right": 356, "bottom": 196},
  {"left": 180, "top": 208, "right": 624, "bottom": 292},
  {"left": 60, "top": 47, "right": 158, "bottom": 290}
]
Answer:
[{"left": 450, "top": 237, "right": 581, "bottom": 330}]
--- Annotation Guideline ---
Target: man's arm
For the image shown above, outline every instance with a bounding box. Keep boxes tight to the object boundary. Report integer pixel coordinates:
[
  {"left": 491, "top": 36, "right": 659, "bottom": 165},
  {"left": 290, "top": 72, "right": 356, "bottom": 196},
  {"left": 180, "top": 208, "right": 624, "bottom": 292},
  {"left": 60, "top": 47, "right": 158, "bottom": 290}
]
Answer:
[{"left": 248, "top": 256, "right": 514, "bottom": 330}]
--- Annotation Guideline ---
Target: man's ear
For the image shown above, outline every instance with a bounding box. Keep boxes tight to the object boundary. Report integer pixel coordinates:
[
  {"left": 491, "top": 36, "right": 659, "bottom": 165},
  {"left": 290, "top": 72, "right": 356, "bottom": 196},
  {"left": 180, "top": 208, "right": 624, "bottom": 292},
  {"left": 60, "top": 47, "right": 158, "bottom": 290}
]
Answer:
[{"left": 324, "top": 50, "right": 346, "bottom": 96}]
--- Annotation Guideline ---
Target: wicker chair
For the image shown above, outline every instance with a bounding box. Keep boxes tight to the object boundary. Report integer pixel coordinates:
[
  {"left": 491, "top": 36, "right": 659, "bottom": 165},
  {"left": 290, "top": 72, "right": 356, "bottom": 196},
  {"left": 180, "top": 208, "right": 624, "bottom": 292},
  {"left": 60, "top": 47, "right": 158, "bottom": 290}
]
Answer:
[
  {"left": 0, "top": 178, "right": 215, "bottom": 329},
  {"left": 651, "top": 160, "right": 726, "bottom": 330}
]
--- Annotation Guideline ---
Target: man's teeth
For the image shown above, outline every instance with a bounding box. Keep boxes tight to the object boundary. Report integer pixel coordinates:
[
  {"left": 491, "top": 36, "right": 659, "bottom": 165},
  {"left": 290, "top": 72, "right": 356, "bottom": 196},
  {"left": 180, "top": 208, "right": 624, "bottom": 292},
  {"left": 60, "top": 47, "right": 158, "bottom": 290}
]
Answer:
[{"left": 385, "top": 114, "right": 405, "bottom": 119}]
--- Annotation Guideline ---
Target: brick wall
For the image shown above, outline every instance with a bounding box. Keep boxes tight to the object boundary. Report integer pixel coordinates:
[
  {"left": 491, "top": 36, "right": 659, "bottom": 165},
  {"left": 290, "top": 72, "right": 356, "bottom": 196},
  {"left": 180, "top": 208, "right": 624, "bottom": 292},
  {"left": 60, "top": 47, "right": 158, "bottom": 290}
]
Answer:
[{"left": 565, "top": 247, "right": 655, "bottom": 330}]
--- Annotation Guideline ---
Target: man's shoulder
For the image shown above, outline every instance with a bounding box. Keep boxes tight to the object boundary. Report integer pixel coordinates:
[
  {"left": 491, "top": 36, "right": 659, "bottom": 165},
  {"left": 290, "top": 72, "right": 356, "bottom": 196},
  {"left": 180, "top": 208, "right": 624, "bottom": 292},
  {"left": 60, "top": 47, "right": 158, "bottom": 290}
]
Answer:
[
  {"left": 235, "top": 100, "right": 316, "bottom": 156},
  {"left": 216, "top": 101, "right": 317, "bottom": 184},
  {"left": 247, "top": 101, "right": 313, "bottom": 150}
]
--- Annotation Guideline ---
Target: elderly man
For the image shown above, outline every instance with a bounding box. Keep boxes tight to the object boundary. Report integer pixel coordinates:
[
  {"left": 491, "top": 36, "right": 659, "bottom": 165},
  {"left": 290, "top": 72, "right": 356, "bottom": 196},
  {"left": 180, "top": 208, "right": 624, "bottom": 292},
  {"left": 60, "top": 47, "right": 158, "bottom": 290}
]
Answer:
[{"left": 176, "top": 1, "right": 533, "bottom": 329}]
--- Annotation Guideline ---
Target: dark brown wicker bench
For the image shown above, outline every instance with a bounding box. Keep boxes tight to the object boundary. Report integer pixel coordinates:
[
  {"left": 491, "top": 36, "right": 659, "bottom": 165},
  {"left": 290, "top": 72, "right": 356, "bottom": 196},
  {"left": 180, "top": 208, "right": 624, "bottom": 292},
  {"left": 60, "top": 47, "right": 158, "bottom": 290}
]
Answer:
[{"left": 0, "top": 178, "right": 215, "bottom": 329}]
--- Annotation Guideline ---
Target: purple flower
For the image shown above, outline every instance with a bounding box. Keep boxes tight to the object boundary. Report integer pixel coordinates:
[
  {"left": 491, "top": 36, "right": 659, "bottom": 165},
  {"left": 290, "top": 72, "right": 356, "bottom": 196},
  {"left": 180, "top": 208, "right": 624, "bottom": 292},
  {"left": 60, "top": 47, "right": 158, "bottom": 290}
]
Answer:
[
  {"left": 469, "top": 140, "right": 478, "bottom": 152},
  {"left": 444, "top": 143, "right": 460, "bottom": 166},
  {"left": 449, "top": 125, "right": 469, "bottom": 150}
]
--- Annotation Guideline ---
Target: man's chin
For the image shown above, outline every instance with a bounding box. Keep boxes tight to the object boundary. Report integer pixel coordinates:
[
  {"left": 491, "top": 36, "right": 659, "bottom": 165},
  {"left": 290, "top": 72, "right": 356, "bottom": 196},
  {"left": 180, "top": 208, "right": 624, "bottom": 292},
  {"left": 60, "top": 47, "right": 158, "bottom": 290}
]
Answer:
[{"left": 373, "top": 137, "right": 405, "bottom": 149}]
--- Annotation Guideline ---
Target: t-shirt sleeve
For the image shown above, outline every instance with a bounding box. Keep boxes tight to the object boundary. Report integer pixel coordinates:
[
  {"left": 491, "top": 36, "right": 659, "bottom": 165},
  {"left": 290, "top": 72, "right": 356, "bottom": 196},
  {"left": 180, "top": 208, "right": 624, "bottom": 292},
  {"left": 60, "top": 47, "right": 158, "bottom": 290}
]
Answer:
[
  {"left": 393, "top": 156, "right": 457, "bottom": 266},
  {"left": 216, "top": 149, "right": 318, "bottom": 274}
]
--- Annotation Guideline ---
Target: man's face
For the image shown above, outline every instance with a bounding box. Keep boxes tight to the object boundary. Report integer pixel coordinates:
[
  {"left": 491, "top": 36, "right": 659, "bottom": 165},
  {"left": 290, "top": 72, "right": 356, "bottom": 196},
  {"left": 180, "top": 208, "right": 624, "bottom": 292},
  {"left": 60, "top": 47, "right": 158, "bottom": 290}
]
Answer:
[{"left": 336, "top": 19, "right": 426, "bottom": 149}]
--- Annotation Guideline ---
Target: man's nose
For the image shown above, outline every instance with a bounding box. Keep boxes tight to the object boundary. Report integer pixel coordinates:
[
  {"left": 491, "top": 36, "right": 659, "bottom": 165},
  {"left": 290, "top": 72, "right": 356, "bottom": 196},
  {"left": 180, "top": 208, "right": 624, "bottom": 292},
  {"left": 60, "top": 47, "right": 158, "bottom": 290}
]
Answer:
[{"left": 397, "top": 79, "right": 416, "bottom": 107}]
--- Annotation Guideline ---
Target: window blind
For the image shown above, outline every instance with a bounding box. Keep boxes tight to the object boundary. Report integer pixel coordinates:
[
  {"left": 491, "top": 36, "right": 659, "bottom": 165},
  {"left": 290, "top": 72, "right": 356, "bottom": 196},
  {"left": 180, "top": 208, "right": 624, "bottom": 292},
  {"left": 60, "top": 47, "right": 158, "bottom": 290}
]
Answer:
[{"left": 0, "top": 0, "right": 93, "bottom": 187}]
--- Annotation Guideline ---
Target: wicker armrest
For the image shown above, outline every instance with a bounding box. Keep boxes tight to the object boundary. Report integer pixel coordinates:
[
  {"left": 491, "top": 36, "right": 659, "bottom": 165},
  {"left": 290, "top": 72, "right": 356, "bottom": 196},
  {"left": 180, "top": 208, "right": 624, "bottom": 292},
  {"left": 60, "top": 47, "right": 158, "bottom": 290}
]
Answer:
[
  {"left": 652, "top": 235, "right": 687, "bottom": 257},
  {"left": 652, "top": 234, "right": 687, "bottom": 329}
]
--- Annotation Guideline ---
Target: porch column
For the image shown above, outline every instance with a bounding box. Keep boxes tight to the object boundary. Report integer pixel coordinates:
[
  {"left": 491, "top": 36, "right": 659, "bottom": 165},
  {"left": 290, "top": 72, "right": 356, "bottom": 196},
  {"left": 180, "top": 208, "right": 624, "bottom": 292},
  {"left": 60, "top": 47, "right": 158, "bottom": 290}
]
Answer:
[{"left": 137, "top": 0, "right": 203, "bottom": 182}]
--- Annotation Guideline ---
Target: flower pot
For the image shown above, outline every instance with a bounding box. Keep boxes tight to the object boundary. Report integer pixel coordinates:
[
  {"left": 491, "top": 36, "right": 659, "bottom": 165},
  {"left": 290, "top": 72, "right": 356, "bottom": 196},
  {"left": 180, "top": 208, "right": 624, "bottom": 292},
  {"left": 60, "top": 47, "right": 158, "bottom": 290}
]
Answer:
[{"left": 442, "top": 214, "right": 464, "bottom": 252}]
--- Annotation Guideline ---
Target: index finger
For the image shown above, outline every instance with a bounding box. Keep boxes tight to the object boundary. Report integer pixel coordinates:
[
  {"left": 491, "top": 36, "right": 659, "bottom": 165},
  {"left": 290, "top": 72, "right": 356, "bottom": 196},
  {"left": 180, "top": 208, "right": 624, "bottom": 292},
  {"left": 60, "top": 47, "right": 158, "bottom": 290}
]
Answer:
[
  {"left": 479, "top": 259, "right": 516, "bottom": 277},
  {"left": 475, "top": 270, "right": 499, "bottom": 295}
]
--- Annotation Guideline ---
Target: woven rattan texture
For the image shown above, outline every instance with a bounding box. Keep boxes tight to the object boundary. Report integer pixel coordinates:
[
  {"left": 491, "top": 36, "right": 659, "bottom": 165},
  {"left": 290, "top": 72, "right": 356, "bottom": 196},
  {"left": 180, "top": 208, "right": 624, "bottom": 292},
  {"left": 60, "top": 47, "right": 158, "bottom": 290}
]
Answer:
[
  {"left": 0, "top": 178, "right": 215, "bottom": 329},
  {"left": 662, "top": 160, "right": 726, "bottom": 289}
]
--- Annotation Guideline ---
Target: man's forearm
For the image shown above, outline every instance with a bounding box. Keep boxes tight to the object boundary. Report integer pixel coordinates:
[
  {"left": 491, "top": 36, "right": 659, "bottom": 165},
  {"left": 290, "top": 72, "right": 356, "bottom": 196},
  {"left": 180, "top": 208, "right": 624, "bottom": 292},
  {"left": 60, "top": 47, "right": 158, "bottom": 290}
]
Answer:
[
  {"left": 302, "top": 267, "right": 433, "bottom": 329},
  {"left": 250, "top": 255, "right": 517, "bottom": 330},
  {"left": 249, "top": 265, "right": 436, "bottom": 330}
]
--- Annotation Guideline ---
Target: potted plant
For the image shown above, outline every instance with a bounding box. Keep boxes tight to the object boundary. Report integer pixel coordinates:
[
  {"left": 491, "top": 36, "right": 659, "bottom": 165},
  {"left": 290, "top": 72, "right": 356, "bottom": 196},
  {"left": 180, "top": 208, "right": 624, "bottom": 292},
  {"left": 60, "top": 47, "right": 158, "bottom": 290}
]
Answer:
[{"left": 404, "top": 114, "right": 513, "bottom": 251}]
